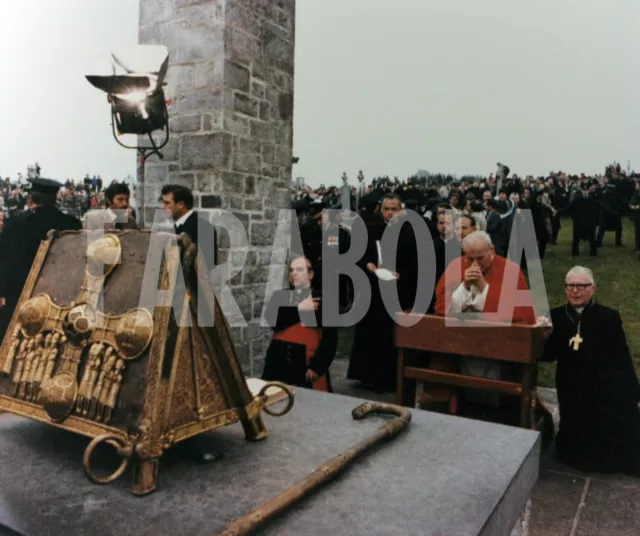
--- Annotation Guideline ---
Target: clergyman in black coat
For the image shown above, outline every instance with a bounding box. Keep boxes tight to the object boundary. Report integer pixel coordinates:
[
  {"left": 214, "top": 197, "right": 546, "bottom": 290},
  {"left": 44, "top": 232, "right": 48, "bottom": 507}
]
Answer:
[
  {"left": 541, "top": 266, "right": 640, "bottom": 476},
  {"left": 348, "top": 194, "right": 421, "bottom": 393},
  {"left": 261, "top": 256, "right": 337, "bottom": 391}
]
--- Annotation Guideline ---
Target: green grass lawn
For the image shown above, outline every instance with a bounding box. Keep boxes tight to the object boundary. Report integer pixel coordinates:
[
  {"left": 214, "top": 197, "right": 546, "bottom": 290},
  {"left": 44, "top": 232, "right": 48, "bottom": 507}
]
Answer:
[{"left": 337, "top": 218, "right": 640, "bottom": 388}]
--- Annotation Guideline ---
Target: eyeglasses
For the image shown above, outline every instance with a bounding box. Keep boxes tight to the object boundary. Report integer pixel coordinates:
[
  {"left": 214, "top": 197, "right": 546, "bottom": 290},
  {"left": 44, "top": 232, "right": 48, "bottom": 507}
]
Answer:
[{"left": 565, "top": 283, "right": 592, "bottom": 290}]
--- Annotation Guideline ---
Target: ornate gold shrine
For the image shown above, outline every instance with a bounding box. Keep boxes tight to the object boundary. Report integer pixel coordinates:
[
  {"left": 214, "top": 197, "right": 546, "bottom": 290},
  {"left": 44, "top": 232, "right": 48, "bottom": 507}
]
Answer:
[{"left": 0, "top": 230, "right": 293, "bottom": 495}]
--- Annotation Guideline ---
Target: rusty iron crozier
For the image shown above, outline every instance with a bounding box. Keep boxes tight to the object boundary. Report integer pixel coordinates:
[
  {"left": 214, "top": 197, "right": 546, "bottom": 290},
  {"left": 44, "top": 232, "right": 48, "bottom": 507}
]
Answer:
[
  {"left": 0, "top": 230, "right": 294, "bottom": 495},
  {"left": 219, "top": 401, "right": 412, "bottom": 536}
]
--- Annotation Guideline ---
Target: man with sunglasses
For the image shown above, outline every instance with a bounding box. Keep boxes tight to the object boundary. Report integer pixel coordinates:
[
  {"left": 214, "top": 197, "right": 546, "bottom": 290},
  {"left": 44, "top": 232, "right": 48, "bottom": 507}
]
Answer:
[{"left": 542, "top": 266, "right": 640, "bottom": 476}]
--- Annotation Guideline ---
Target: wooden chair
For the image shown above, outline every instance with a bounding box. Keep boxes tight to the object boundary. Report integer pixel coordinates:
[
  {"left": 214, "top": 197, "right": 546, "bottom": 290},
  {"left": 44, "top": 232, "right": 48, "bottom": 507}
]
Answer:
[{"left": 395, "top": 313, "right": 547, "bottom": 429}]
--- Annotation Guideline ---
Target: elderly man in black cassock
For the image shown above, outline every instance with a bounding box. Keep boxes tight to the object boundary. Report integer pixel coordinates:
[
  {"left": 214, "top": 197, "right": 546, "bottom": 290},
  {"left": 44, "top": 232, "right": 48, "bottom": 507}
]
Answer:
[{"left": 542, "top": 266, "right": 640, "bottom": 476}]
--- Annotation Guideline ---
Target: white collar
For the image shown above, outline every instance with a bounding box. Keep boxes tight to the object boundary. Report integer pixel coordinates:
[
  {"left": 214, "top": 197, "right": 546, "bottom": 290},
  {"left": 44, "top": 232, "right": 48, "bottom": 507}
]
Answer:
[{"left": 175, "top": 209, "right": 194, "bottom": 227}]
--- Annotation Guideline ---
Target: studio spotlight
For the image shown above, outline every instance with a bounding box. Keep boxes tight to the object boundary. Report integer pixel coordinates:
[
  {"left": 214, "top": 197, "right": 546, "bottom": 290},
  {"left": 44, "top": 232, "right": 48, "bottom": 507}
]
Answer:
[{"left": 86, "top": 47, "right": 171, "bottom": 160}]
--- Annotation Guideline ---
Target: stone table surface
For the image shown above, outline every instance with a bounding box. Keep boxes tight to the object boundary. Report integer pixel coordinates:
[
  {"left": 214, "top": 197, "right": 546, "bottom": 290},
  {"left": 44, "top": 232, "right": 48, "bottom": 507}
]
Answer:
[
  {"left": 330, "top": 359, "right": 640, "bottom": 535},
  {"left": 0, "top": 389, "right": 539, "bottom": 536}
]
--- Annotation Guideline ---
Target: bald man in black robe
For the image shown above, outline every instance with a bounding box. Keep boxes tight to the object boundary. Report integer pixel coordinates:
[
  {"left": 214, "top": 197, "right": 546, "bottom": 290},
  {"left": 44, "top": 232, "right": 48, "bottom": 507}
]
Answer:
[{"left": 542, "top": 266, "right": 640, "bottom": 476}]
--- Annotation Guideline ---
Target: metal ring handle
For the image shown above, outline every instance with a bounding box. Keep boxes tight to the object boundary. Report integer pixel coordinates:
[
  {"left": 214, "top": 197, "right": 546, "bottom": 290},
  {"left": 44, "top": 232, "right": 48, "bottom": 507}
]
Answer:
[
  {"left": 258, "top": 381, "right": 295, "bottom": 417},
  {"left": 83, "top": 434, "right": 131, "bottom": 485}
]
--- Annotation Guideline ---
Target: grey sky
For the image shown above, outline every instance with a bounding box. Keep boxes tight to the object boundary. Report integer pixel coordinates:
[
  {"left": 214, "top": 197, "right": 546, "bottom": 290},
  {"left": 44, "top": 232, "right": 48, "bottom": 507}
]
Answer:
[{"left": 1, "top": 0, "right": 638, "bottom": 187}]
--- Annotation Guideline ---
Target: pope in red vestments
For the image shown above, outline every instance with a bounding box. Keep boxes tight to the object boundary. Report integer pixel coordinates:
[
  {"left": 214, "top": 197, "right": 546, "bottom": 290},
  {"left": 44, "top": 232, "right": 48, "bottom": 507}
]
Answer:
[
  {"left": 435, "top": 232, "right": 536, "bottom": 324},
  {"left": 429, "top": 230, "right": 536, "bottom": 413}
]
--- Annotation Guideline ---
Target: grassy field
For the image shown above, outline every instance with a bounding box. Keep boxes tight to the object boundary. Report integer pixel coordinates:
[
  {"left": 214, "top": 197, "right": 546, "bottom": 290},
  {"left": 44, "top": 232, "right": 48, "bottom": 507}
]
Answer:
[{"left": 337, "top": 218, "right": 640, "bottom": 388}]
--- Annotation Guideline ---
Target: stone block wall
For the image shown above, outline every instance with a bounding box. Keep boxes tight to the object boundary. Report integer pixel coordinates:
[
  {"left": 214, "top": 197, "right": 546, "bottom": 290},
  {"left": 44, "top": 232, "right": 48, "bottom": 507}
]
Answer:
[{"left": 138, "top": 0, "right": 296, "bottom": 375}]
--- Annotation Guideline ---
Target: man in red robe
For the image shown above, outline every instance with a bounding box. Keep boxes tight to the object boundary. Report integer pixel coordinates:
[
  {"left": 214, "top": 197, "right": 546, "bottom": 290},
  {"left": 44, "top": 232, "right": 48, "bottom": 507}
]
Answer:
[
  {"left": 428, "top": 230, "right": 536, "bottom": 414},
  {"left": 435, "top": 231, "right": 535, "bottom": 323}
]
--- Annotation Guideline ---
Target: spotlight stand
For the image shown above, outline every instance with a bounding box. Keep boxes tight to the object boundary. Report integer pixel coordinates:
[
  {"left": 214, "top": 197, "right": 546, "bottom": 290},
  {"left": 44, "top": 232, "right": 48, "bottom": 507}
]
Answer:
[{"left": 109, "top": 104, "right": 170, "bottom": 229}]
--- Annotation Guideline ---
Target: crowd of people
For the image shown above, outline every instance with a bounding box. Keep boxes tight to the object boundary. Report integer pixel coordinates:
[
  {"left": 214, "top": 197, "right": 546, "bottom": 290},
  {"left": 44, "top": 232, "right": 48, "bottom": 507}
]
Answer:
[
  {"left": 282, "top": 162, "right": 640, "bottom": 394},
  {"left": 263, "top": 161, "right": 640, "bottom": 477},
  {"left": 293, "top": 162, "right": 640, "bottom": 261},
  {"left": 0, "top": 172, "right": 132, "bottom": 224},
  {"left": 0, "top": 162, "right": 638, "bottom": 478}
]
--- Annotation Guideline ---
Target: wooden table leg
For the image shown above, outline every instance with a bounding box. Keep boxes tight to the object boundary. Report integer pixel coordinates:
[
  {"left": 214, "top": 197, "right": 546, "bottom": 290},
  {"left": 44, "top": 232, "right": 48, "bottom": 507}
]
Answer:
[
  {"left": 520, "top": 365, "right": 534, "bottom": 429},
  {"left": 396, "top": 349, "right": 416, "bottom": 408}
]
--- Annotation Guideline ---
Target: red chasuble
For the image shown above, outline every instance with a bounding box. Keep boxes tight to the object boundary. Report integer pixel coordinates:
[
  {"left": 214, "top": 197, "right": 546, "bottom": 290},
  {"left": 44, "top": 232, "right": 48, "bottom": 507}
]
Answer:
[
  {"left": 435, "top": 254, "right": 536, "bottom": 325},
  {"left": 424, "top": 255, "right": 535, "bottom": 413}
]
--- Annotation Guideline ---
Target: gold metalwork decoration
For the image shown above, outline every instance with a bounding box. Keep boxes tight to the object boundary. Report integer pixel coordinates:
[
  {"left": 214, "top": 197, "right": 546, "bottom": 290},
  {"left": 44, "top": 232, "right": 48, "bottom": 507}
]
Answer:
[
  {"left": 114, "top": 309, "right": 154, "bottom": 359},
  {"left": 258, "top": 382, "right": 295, "bottom": 417},
  {"left": 2, "top": 234, "right": 153, "bottom": 424},
  {"left": 81, "top": 234, "right": 122, "bottom": 303},
  {"left": 83, "top": 434, "right": 132, "bottom": 484},
  {"left": 40, "top": 371, "right": 78, "bottom": 422},
  {"left": 1, "top": 326, "right": 23, "bottom": 376},
  {"left": 0, "top": 230, "right": 294, "bottom": 496}
]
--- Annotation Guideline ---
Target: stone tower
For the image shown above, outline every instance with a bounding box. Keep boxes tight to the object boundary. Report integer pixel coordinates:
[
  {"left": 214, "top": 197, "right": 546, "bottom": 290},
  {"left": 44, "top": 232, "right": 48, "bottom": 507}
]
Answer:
[{"left": 138, "top": 0, "right": 296, "bottom": 375}]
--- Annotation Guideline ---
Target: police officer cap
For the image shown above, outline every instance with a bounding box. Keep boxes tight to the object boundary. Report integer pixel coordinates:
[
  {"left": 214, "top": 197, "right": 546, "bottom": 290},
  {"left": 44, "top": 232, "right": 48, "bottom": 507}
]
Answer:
[
  {"left": 27, "top": 177, "right": 63, "bottom": 194},
  {"left": 309, "top": 200, "right": 326, "bottom": 216}
]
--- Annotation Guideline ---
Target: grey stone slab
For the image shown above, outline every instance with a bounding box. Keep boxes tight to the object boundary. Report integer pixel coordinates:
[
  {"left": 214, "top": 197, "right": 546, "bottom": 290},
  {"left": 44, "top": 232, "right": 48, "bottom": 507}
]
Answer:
[
  {"left": 528, "top": 470, "right": 587, "bottom": 536},
  {"left": 575, "top": 480, "right": 640, "bottom": 536},
  {"left": 0, "top": 389, "right": 539, "bottom": 536},
  {"left": 509, "top": 500, "right": 531, "bottom": 536}
]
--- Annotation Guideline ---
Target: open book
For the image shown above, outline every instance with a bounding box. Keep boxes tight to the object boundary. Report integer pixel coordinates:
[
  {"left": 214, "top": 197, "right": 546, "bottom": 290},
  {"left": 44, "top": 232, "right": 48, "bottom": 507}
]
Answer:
[{"left": 246, "top": 378, "right": 293, "bottom": 406}]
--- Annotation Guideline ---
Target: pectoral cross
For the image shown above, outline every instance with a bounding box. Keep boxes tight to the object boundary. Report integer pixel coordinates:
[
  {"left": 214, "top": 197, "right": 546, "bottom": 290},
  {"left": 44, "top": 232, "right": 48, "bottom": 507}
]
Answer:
[{"left": 569, "top": 333, "right": 583, "bottom": 351}]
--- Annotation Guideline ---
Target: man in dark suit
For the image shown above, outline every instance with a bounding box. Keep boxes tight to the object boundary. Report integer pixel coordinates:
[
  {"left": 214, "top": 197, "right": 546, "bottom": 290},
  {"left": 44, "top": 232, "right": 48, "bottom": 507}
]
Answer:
[
  {"left": 160, "top": 184, "right": 217, "bottom": 268},
  {"left": 629, "top": 180, "right": 640, "bottom": 255},
  {"left": 596, "top": 184, "right": 623, "bottom": 247},
  {"left": 562, "top": 181, "right": 600, "bottom": 257},
  {"left": 0, "top": 178, "right": 82, "bottom": 342},
  {"left": 484, "top": 198, "right": 506, "bottom": 256}
]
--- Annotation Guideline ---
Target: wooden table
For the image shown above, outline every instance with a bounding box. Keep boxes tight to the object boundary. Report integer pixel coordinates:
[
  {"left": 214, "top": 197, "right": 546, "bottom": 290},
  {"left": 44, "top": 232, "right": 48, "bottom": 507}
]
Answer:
[{"left": 395, "top": 313, "right": 547, "bottom": 428}]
